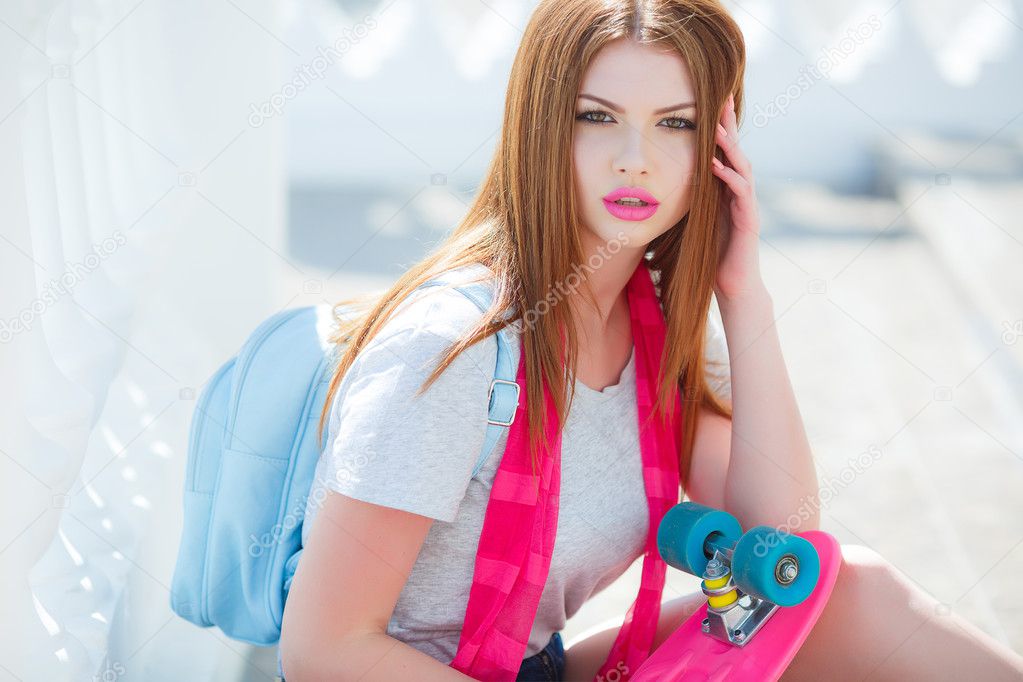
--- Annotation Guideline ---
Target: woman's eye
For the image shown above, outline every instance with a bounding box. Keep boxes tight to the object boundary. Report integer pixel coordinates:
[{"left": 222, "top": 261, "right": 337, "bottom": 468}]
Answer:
[
  {"left": 576, "top": 110, "right": 613, "bottom": 124},
  {"left": 663, "top": 116, "right": 697, "bottom": 131},
  {"left": 575, "top": 109, "right": 695, "bottom": 132}
]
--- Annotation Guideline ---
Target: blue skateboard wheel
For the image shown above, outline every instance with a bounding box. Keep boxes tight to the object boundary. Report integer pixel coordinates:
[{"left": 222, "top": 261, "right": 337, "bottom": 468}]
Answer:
[
  {"left": 731, "top": 526, "right": 820, "bottom": 606},
  {"left": 657, "top": 502, "right": 743, "bottom": 576}
]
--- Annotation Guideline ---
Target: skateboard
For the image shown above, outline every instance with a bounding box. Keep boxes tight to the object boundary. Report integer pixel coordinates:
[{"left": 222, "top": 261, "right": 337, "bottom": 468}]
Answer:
[{"left": 631, "top": 502, "right": 841, "bottom": 682}]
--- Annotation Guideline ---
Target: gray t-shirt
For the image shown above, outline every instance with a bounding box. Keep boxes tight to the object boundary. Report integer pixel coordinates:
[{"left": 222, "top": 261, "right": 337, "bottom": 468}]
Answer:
[{"left": 300, "top": 265, "right": 731, "bottom": 665}]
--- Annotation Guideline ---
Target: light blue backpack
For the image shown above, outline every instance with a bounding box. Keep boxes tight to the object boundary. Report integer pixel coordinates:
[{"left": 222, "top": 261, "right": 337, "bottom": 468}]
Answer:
[{"left": 169, "top": 269, "right": 520, "bottom": 650}]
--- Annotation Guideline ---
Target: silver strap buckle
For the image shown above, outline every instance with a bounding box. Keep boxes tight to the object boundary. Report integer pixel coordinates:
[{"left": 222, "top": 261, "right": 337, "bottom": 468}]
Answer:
[{"left": 487, "top": 378, "right": 520, "bottom": 426}]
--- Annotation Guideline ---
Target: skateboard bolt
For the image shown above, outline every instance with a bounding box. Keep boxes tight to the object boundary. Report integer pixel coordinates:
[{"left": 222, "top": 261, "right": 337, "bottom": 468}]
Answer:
[
  {"left": 701, "top": 618, "right": 710, "bottom": 632},
  {"left": 732, "top": 629, "right": 745, "bottom": 642},
  {"left": 703, "top": 558, "right": 739, "bottom": 609},
  {"left": 776, "top": 555, "right": 799, "bottom": 584},
  {"left": 705, "top": 558, "right": 727, "bottom": 579}
]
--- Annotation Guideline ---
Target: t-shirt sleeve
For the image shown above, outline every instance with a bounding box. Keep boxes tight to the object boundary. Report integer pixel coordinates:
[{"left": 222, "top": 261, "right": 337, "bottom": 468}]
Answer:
[
  {"left": 320, "top": 288, "right": 498, "bottom": 523},
  {"left": 703, "top": 307, "right": 732, "bottom": 403}
]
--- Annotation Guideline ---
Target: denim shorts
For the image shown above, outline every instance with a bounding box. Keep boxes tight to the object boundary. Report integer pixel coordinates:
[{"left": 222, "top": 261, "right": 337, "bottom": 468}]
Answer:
[{"left": 516, "top": 631, "right": 565, "bottom": 681}]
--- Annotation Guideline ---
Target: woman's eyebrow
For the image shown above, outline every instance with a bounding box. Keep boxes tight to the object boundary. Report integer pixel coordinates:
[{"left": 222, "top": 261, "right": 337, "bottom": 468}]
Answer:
[{"left": 577, "top": 93, "right": 696, "bottom": 114}]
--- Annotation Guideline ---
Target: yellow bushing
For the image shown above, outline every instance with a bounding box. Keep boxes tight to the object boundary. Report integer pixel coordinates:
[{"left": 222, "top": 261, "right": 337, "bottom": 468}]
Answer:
[{"left": 704, "top": 574, "right": 738, "bottom": 608}]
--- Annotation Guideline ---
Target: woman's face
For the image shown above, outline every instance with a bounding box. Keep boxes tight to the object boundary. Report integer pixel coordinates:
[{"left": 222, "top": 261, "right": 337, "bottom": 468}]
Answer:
[{"left": 572, "top": 38, "right": 700, "bottom": 251}]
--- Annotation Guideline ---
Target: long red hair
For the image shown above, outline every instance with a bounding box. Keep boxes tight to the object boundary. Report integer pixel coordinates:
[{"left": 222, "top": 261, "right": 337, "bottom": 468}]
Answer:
[{"left": 317, "top": 0, "right": 743, "bottom": 491}]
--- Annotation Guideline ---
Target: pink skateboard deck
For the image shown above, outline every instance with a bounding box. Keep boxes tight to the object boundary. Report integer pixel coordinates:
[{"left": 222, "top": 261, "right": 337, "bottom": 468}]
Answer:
[{"left": 631, "top": 530, "right": 841, "bottom": 682}]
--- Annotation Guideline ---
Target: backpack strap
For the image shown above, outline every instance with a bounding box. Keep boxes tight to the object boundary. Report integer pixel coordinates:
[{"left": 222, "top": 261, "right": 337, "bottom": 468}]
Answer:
[{"left": 416, "top": 272, "right": 518, "bottom": 479}]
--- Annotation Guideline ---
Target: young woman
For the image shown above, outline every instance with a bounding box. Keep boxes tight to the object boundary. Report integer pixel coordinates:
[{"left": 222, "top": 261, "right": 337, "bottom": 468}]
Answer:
[{"left": 279, "top": 1, "right": 1023, "bottom": 680}]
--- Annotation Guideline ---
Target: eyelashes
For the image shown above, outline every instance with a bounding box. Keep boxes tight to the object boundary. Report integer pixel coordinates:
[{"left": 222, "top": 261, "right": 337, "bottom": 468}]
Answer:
[{"left": 575, "top": 108, "right": 697, "bottom": 132}]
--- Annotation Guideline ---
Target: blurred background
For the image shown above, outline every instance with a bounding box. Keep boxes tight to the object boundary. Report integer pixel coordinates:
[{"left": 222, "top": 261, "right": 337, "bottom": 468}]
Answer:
[{"left": 1, "top": 0, "right": 1022, "bottom": 679}]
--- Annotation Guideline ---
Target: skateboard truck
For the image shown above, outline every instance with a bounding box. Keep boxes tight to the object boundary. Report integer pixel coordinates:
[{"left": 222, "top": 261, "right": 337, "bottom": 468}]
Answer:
[
  {"left": 654, "top": 504, "right": 819, "bottom": 650},
  {"left": 633, "top": 502, "right": 837, "bottom": 681},
  {"left": 698, "top": 545, "right": 791, "bottom": 647}
]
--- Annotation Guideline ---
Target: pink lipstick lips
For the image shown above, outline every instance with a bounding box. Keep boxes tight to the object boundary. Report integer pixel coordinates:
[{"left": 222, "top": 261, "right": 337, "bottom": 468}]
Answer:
[{"left": 602, "top": 186, "right": 660, "bottom": 221}]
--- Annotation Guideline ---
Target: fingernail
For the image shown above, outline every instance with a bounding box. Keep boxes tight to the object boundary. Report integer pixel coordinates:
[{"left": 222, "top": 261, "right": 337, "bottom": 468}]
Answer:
[{"left": 718, "top": 123, "right": 727, "bottom": 137}]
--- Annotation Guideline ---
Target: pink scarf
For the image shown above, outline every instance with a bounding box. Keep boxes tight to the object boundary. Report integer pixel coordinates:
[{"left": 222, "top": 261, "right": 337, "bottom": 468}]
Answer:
[{"left": 449, "top": 259, "right": 683, "bottom": 681}]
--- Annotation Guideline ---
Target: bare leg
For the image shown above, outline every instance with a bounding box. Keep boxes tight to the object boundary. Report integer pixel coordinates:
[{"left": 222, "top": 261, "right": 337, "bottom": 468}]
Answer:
[
  {"left": 565, "top": 544, "right": 1023, "bottom": 681},
  {"left": 783, "top": 544, "right": 1023, "bottom": 681}
]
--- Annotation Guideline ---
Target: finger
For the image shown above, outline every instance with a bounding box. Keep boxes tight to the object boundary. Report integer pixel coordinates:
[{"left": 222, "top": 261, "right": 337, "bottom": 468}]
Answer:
[
  {"left": 712, "top": 156, "right": 751, "bottom": 196},
  {"left": 716, "top": 122, "right": 752, "bottom": 181},
  {"left": 725, "top": 92, "right": 739, "bottom": 138}
]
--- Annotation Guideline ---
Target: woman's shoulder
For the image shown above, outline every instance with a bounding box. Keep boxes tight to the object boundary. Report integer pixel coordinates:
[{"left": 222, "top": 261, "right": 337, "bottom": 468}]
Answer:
[
  {"left": 317, "top": 266, "right": 504, "bottom": 522},
  {"left": 329, "top": 265, "right": 502, "bottom": 421},
  {"left": 381, "top": 263, "right": 498, "bottom": 341}
]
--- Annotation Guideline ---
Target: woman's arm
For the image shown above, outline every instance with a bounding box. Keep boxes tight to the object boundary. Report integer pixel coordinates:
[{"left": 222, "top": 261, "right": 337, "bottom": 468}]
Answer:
[
  {"left": 280, "top": 491, "right": 476, "bottom": 681},
  {"left": 719, "top": 285, "right": 820, "bottom": 532},
  {"left": 289, "top": 631, "right": 477, "bottom": 682},
  {"left": 708, "top": 92, "right": 819, "bottom": 532}
]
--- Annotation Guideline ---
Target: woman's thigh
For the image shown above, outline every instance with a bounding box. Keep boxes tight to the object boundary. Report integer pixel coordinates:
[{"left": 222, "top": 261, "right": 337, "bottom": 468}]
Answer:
[
  {"left": 782, "top": 542, "right": 1023, "bottom": 681},
  {"left": 779, "top": 543, "right": 889, "bottom": 680},
  {"left": 569, "top": 545, "right": 885, "bottom": 680}
]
